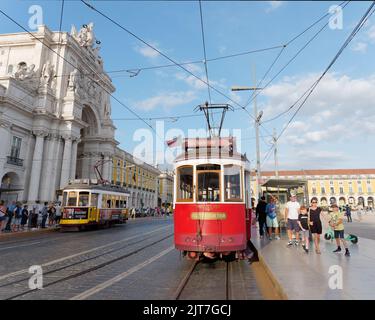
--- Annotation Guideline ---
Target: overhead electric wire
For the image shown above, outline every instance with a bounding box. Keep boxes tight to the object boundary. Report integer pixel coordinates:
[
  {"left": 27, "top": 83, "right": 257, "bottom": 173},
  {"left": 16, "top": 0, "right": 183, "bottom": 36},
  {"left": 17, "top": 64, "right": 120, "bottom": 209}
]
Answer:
[
  {"left": 260, "top": 1, "right": 375, "bottom": 169},
  {"left": 243, "top": 1, "right": 350, "bottom": 112},
  {"left": 79, "top": 0, "right": 262, "bottom": 126}
]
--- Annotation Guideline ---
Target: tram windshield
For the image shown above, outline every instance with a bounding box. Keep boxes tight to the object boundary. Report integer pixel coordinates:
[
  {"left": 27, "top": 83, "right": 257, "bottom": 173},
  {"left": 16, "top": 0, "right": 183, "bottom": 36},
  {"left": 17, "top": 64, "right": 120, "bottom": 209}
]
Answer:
[
  {"left": 224, "top": 165, "right": 242, "bottom": 201},
  {"left": 197, "top": 164, "right": 220, "bottom": 202}
]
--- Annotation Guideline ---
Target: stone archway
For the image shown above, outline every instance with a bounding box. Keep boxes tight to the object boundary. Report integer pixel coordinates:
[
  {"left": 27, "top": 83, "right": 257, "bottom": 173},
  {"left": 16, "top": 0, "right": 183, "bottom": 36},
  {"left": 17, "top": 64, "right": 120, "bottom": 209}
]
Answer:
[
  {"left": 348, "top": 197, "right": 355, "bottom": 206},
  {"left": 339, "top": 197, "right": 346, "bottom": 206},
  {"left": 320, "top": 197, "right": 328, "bottom": 207},
  {"left": 0, "top": 172, "right": 22, "bottom": 203},
  {"left": 76, "top": 105, "right": 101, "bottom": 179},
  {"left": 358, "top": 196, "right": 365, "bottom": 208},
  {"left": 368, "top": 197, "right": 374, "bottom": 208},
  {"left": 329, "top": 197, "right": 337, "bottom": 205}
]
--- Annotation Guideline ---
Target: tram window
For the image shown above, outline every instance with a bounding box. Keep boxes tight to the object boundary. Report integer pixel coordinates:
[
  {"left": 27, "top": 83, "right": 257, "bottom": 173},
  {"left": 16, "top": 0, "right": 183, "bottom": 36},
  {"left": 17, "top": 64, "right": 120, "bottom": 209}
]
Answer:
[
  {"left": 177, "top": 166, "right": 193, "bottom": 201},
  {"left": 63, "top": 192, "right": 68, "bottom": 206},
  {"left": 116, "top": 199, "right": 120, "bottom": 208},
  {"left": 67, "top": 191, "right": 78, "bottom": 206},
  {"left": 91, "top": 193, "right": 99, "bottom": 207},
  {"left": 224, "top": 165, "right": 242, "bottom": 202},
  {"left": 107, "top": 199, "right": 111, "bottom": 208},
  {"left": 197, "top": 172, "right": 220, "bottom": 202},
  {"left": 79, "top": 192, "right": 90, "bottom": 206}
]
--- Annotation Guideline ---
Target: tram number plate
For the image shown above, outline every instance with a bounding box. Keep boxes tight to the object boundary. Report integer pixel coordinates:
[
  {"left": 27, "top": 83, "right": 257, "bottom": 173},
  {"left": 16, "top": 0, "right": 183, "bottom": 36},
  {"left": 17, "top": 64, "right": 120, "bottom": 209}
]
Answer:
[{"left": 191, "top": 212, "right": 227, "bottom": 220}]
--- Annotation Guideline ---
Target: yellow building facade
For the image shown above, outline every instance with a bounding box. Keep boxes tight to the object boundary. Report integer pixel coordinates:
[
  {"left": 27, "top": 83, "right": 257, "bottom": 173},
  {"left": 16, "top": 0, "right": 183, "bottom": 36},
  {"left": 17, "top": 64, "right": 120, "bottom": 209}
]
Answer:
[
  {"left": 255, "top": 169, "right": 375, "bottom": 208},
  {"left": 111, "top": 148, "right": 160, "bottom": 209}
]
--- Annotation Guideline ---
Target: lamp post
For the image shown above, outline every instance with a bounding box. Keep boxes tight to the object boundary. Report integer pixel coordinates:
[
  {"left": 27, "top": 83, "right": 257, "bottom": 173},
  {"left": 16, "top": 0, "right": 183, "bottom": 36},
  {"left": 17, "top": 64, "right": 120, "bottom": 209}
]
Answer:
[{"left": 232, "top": 78, "right": 263, "bottom": 204}]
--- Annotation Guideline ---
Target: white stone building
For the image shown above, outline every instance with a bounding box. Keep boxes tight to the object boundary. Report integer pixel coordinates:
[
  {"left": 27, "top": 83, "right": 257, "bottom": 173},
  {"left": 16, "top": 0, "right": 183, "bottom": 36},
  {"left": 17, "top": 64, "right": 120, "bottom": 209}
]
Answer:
[{"left": 0, "top": 24, "right": 123, "bottom": 203}]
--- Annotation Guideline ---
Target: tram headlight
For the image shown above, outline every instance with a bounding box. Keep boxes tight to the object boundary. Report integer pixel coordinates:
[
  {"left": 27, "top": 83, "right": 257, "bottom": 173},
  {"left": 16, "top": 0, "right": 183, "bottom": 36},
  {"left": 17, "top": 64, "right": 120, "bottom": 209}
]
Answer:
[{"left": 185, "top": 237, "right": 191, "bottom": 242}]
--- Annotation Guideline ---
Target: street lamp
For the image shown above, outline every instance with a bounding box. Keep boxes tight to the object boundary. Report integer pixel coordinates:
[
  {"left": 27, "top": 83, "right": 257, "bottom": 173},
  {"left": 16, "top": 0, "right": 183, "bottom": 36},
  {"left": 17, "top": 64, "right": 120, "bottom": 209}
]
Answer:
[{"left": 231, "top": 82, "right": 263, "bottom": 204}]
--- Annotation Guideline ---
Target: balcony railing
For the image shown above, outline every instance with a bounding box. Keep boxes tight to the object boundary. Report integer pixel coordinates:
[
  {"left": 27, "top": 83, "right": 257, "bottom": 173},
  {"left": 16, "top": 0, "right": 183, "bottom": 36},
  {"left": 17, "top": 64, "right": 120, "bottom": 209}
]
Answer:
[{"left": 6, "top": 156, "right": 23, "bottom": 166}]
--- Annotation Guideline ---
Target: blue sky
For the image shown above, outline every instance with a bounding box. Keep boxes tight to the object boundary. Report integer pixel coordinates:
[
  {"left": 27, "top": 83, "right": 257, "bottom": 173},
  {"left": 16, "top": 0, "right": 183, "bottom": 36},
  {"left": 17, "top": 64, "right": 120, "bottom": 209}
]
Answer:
[{"left": 1, "top": 1, "right": 375, "bottom": 170}]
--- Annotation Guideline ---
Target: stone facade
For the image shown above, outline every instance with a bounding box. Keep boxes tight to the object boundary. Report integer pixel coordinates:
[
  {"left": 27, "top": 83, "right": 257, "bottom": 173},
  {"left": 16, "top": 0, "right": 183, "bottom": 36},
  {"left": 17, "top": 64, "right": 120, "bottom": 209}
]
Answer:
[{"left": 0, "top": 24, "right": 118, "bottom": 203}]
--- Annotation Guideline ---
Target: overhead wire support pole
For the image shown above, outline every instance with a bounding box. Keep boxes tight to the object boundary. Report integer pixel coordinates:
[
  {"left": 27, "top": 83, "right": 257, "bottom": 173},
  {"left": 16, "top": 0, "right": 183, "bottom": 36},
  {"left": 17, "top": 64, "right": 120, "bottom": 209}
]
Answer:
[{"left": 232, "top": 65, "right": 263, "bottom": 204}]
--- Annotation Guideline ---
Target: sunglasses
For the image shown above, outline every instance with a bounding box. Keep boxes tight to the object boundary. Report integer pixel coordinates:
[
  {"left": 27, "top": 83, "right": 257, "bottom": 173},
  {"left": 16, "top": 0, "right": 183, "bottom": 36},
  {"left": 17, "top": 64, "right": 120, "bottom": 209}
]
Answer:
[{"left": 311, "top": 201, "right": 317, "bottom": 204}]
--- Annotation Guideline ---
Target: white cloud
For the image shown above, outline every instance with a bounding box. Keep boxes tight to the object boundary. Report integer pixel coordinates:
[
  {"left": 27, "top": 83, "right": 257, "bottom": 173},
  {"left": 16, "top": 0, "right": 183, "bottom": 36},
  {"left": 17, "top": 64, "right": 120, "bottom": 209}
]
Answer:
[
  {"left": 266, "top": 1, "right": 284, "bottom": 13},
  {"left": 351, "top": 42, "right": 368, "bottom": 53},
  {"left": 134, "top": 91, "right": 197, "bottom": 111},
  {"left": 262, "top": 72, "right": 375, "bottom": 150},
  {"left": 134, "top": 42, "right": 161, "bottom": 58},
  {"left": 367, "top": 24, "right": 375, "bottom": 42}
]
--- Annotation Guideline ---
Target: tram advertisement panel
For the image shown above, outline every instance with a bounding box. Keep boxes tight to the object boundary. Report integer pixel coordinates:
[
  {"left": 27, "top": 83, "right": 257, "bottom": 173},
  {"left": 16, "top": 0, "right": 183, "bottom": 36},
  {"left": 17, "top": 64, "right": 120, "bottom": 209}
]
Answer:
[{"left": 62, "top": 207, "right": 88, "bottom": 219}]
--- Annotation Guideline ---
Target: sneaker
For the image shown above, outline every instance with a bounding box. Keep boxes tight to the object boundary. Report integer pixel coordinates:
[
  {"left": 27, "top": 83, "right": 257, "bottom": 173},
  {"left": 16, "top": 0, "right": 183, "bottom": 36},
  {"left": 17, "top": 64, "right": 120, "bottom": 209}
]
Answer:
[
  {"left": 275, "top": 236, "right": 281, "bottom": 240},
  {"left": 302, "top": 244, "right": 306, "bottom": 250},
  {"left": 345, "top": 250, "right": 350, "bottom": 257},
  {"left": 303, "top": 247, "right": 309, "bottom": 253},
  {"left": 287, "top": 241, "right": 293, "bottom": 247},
  {"left": 268, "top": 237, "right": 272, "bottom": 241},
  {"left": 333, "top": 247, "right": 342, "bottom": 253},
  {"left": 294, "top": 240, "right": 299, "bottom": 246}
]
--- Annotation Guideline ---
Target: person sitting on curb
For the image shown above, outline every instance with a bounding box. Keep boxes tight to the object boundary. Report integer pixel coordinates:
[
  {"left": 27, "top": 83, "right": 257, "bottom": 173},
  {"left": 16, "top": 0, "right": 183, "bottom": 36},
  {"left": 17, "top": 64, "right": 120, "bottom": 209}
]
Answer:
[{"left": 330, "top": 204, "right": 350, "bottom": 257}]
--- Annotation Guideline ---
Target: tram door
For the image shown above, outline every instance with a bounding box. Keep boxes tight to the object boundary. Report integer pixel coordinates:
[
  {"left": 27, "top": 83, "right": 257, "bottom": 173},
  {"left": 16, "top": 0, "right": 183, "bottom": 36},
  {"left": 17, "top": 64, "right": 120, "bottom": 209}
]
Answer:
[{"left": 244, "top": 170, "right": 252, "bottom": 240}]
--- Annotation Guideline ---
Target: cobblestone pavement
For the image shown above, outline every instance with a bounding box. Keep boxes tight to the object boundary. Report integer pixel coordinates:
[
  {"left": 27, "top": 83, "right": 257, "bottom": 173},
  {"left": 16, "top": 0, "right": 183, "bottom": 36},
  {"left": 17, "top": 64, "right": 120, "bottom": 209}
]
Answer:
[
  {"left": 0, "top": 217, "right": 263, "bottom": 300},
  {"left": 344, "top": 213, "right": 375, "bottom": 240}
]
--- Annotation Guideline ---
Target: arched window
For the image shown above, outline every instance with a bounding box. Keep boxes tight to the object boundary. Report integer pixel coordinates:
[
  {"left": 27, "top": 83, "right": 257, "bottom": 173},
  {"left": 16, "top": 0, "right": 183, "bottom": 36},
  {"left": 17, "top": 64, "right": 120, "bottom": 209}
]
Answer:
[{"left": 7, "top": 64, "right": 13, "bottom": 74}]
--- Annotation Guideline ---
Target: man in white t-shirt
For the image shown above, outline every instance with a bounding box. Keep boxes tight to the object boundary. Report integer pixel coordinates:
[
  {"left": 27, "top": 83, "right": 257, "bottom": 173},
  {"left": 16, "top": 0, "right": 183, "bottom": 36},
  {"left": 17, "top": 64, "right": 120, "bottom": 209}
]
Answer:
[{"left": 284, "top": 194, "right": 301, "bottom": 246}]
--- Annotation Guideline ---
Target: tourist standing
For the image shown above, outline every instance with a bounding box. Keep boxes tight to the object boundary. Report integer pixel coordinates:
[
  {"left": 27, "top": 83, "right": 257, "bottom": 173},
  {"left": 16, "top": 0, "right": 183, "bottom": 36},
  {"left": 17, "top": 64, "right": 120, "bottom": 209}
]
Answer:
[
  {"left": 256, "top": 196, "right": 268, "bottom": 239},
  {"left": 298, "top": 205, "right": 310, "bottom": 253},
  {"left": 309, "top": 199, "right": 323, "bottom": 254},
  {"left": 55, "top": 202, "right": 62, "bottom": 225},
  {"left": 21, "top": 204, "right": 29, "bottom": 230},
  {"left": 41, "top": 202, "right": 49, "bottom": 228},
  {"left": 12, "top": 202, "right": 22, "bottom": 232},
  {"left": 0, "top": 200, "right": 8, "bottom": 233},
  {"left": 266, "top": 197, "right": 280, "bottom": 240},
  {"left": 330, "top": 204, "right": 350, "bottom": 256},
  {"left": 285, "top": 194, "right": 301, "bottom": 246},
  {"left": 5, "top": 201, "right": 16, "bottom": 231},
  {"left": 345, "top": 204, "right": 352, "bottom": 222}
]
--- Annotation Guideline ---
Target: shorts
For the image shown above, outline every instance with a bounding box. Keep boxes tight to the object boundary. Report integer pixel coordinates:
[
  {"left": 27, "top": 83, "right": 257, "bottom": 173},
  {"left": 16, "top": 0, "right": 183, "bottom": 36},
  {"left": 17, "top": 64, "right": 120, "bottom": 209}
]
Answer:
[
  {"left": 287, "top": 219, "right": 300, "bottom": 232},
  {"left": 12, "top": 218, "right": 21, "bottom": 226},
  {"left": 334, "top": 230, "right": 345, "bottom": 239},
  {"left": 0, "top": 215, "right": 6, "bottom": 222},
  {"left": 266, "top": 216, "right": 279, "bottom": 228},
  {"left": 300, "top": 229, "right": 309, "bottom": 239}
]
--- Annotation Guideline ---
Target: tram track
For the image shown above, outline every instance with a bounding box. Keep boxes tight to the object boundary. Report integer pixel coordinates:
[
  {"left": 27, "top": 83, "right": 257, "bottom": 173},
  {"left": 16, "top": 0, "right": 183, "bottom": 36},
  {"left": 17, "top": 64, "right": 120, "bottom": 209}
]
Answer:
[
  {"left": 174, "top": 260, "right": 234, "bottom": 300},
  {"left": 2, "top": 229, "right": 173, "bottom": 300}
]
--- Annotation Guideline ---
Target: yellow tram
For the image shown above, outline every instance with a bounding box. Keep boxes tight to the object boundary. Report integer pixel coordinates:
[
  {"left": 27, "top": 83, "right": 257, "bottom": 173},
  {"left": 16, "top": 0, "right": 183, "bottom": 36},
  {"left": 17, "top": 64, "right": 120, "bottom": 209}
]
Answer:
[{"left": 60, "top": 179, "right": 130, "bottom": 231}]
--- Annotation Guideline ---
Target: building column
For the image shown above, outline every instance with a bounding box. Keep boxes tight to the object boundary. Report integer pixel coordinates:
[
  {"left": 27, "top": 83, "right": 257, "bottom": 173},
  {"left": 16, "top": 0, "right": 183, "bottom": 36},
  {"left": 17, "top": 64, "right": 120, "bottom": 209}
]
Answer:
[
  {"left": 39, "top": 134, "right": 57, "bottom": 202},
  {"left": 70, "top": 139, "right": 79, "bottom": 180},
  {"left": 28, "top": 131, "right": 48, "bottom": 202},
  {"left": 60, "top": 135, "right": 72, "bottom": 189}
]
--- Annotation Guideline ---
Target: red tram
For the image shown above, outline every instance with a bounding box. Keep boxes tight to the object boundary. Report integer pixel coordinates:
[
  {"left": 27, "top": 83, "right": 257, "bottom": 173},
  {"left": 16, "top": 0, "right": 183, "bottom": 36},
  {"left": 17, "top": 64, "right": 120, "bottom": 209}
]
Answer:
[{"left": 173, "top": 137, "right": 253, "bottom": 261}]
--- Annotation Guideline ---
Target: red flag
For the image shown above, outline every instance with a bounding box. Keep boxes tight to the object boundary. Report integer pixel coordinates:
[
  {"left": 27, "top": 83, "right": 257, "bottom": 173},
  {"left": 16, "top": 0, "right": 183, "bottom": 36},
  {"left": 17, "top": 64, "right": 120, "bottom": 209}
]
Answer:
[{"left": 166, "top": 135, "right": 181, "bottom": 147}]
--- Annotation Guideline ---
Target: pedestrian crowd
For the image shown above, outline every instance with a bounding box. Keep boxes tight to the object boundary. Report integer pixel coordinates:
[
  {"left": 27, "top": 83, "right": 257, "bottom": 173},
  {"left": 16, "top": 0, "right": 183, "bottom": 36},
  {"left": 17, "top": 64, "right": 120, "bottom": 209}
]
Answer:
[
  {"left": 0, "top": 200, "right": 62, "bottom": 234},
  {"left": 255, "top": 194, "right": 352, "bottom": 257}
]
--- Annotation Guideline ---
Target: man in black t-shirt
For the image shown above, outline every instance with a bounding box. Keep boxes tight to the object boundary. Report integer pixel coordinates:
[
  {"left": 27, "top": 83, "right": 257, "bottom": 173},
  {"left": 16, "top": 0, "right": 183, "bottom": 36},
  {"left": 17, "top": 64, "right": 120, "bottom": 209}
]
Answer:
[{"left": 256, "top": 196, "right": 268, "bottom": 238}]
